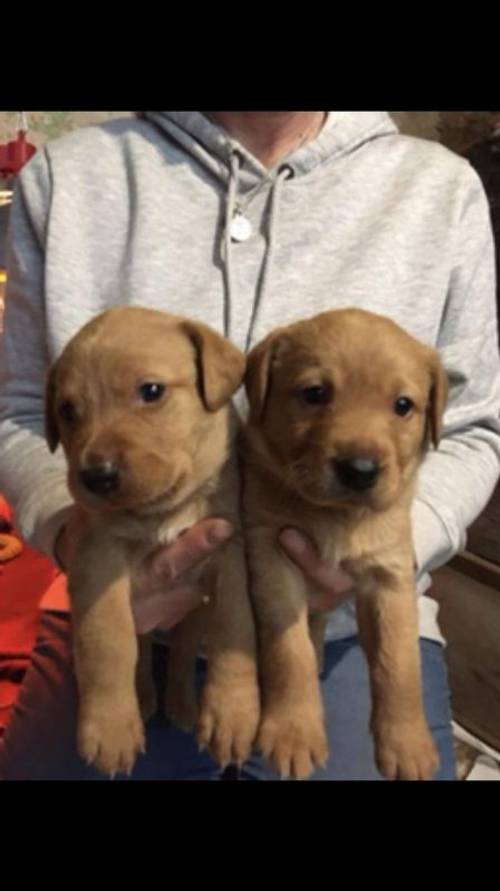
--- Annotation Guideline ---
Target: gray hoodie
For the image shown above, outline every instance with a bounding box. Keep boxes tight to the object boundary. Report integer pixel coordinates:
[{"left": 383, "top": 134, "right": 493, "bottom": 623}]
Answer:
[{"left": 1, "top": 111, "right": 499, "bottom": 643}]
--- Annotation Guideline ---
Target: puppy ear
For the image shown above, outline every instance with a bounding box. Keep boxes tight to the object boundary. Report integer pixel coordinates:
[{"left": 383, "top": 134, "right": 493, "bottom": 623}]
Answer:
[
  {"left": 427, "top": 350, "right": 448, "bottom": 448},
  {"left": 245, "top": 330, "right": 284, "bottom": 422},
  {"left": 182, "top": 321, "right": 246, "bottom": 412},
  {"left": 44, "top": 361, "right": 60, "bottom": 453}
]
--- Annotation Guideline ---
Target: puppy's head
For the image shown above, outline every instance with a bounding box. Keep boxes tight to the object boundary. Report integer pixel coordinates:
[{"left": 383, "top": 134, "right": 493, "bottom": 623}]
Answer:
[
  {"left": 245, "top": 308, "right": 447, "bottom": 511},
  {"left": 45, "top": 307, "right": 244, "bottom": 513}
]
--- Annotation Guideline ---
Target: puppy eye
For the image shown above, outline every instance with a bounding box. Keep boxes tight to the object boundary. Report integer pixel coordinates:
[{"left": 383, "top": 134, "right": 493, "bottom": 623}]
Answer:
[
  {"left": 394, "top": 396, "right": 414, "bottom": 417},
  {"left": 138, "top": 383, "right": 166, "bottom": 403},
  {"left": 301, "top": 385, "right": 331, "bottom": 406},
  {"left": 58, "top": 401, "right": 77, "bottom": 423}
]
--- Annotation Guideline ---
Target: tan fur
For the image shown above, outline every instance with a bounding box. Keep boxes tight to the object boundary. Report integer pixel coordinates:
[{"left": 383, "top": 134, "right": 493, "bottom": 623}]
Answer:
[
  {"left": 46, "top": 307, "right": 259, "bottom": 776},
  {"left": 243, "top": 308, "right": 448, "bottom": 780}
]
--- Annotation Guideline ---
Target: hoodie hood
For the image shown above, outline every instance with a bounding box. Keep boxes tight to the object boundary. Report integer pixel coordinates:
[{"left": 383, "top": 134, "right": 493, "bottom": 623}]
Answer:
[
  {"left": 141, "top": 111, "right": 398, "bottom": 184},
  {"left": 140, "top": 112, "right": 399, "bottom": 346}
]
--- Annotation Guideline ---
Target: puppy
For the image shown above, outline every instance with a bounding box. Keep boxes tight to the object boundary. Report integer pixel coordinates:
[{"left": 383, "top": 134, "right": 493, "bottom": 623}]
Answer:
[
  {"left": 45, "top": 306, "right": 259, "bottom": 777},
  {"left": 243, "top": 308, "right": 448, "bottom": 781}
]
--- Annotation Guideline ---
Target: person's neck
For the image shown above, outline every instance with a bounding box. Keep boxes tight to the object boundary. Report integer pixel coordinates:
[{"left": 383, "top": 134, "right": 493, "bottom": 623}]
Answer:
[{"left": 206, "top": 111, "right": 327, "bottom": 168}]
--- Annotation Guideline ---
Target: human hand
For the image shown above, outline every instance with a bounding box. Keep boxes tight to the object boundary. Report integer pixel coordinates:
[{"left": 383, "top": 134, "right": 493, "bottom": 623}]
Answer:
[
  {"left": 55, "top": 510, "right": 233, "bottom": 634},
  {"left": 279, "top": 527, "right": 354, "bottom": 612}
]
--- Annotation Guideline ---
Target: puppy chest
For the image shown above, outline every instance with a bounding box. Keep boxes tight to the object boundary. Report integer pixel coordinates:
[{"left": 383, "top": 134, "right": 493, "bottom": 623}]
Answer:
[{"left": 314, "top": 515, "right": 398, "bottom": 571}]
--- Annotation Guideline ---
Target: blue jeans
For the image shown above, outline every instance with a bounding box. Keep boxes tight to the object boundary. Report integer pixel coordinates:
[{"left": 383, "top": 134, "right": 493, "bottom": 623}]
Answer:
[{"left": 0, "top": 611, "right": 456, "bottom": 780}]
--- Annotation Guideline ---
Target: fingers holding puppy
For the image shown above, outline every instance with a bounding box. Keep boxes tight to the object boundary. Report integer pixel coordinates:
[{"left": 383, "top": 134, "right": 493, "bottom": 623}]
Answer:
[
  {"left": 144, "top": 518, "right": 234, "bottom": 587},
  {"left": 132, "top": 518, "right": 234, "bottom": 634},
  {"left": 57, "top": 514, "right": 234, "bottom": 635},
  {"left": 279, "top": 527, "right": 354, "bottom": 612}
]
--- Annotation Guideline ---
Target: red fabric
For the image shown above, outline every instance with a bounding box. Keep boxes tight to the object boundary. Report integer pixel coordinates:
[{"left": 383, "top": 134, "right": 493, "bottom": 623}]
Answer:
[
  {"left": 0, "top": 132, "right": 36, "bottom": 178},
  {"left": 0, "top": 496, "right": 67, "bottom": 734}
]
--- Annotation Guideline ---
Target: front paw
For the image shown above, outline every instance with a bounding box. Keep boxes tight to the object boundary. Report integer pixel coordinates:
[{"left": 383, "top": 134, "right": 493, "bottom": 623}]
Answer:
[
  {"left": 77, "top": 697, "right": 145, "bottom": 777},
  {"left": 373, "top": 718, "right": 439, "bottom": 781},
  {"left": 197, "top": 679, "right": 260, "bottom": 768},
  {"left": 257, "top": 704, "right": 328, "bottom": 780}
]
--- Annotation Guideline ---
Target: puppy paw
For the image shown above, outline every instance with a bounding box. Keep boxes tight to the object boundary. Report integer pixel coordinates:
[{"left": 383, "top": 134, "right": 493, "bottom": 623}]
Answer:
[
  {"left": 257, "top": 705, "right": 328, "bottom": 780},
  {"left": 77, "top": 698, "right": 145, "bottom": 777},
  {"left": 197, "top": 679, "right": 260, "bottom": 768},
  {"left": 373, "top": 719, "right": 439, "bottom": 781}
]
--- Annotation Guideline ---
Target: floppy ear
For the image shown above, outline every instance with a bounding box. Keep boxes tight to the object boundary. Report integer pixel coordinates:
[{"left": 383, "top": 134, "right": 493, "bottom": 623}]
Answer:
[
  {"left": 44, "top": 361, "right": 60, "bottom": 453},
  {"left": 427, "top": 350, "right": 448, "bottom": 448},
  {"left": 182, "top": 320, "right": 246, "bottom": 412},
  {"left": 245, "top": 330, "right": 285, "bottom": 423}
]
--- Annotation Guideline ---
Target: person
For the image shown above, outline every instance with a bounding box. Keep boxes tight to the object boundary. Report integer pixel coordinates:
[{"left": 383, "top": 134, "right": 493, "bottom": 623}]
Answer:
[{"left": 0, "top": 111, "right": 499, "bottom": 780}]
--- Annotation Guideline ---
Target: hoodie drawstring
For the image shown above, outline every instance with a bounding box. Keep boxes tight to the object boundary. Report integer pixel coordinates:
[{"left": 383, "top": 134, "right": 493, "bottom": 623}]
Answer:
[
  {"left": 221, "top": 151, "right": 243, "bottom": 338},
  {"left": 244, "top": 164, "right": 292, "bottom": 351},
  {"left": 221, "top": 151, "right": 294, "bottom": 349}
]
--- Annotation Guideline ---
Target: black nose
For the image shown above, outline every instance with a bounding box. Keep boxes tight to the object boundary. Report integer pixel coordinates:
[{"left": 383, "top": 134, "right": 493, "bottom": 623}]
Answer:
[
  {"left": 79, "top": 462, "right": 120, "bottom": 495},
  {"left": 334, "top": 457, "right": 380, "bottom": 491}
]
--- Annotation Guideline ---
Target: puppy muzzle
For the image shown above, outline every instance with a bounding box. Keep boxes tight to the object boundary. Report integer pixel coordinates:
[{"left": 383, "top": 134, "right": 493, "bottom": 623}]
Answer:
[
  {"left": 332, "top": 456, "right": 380, "bottom": 492},
  {"left": 79, "top": 461, "right": 121, "bottom": 496}
]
